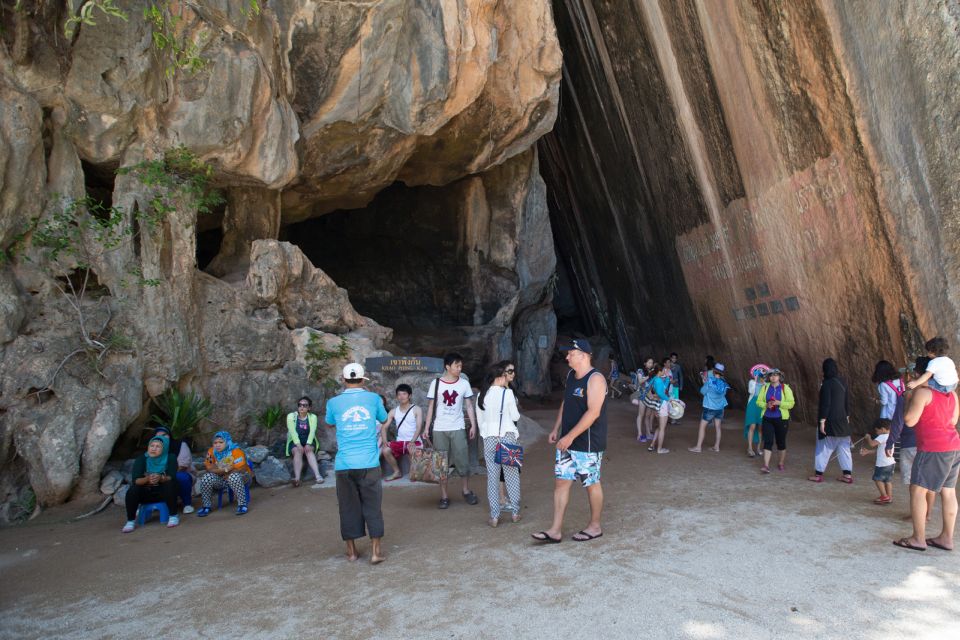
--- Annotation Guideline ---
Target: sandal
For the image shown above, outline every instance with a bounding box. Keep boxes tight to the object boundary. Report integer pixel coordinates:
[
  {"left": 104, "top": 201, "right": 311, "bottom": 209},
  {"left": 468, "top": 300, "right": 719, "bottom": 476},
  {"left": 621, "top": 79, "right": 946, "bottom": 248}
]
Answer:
[
  {"left": 511, "top": 512, "right": 522, "bottom": 523},
  {"left": 488, "top": 517, "right": 500, "bottom": 528},
  {"left": 463, "top": 491, "right": 479, "bottom": 505},
  {"left": 531, "top": 531, "right": 561, "bottom": 543},
  {"left": 438, "top": 498, "right": 450, "bottom": 510},
  {"left": 892, "top": 537, "right": 926, "bottom": 551},
  {"left": 837, "top": 475, "right": 853, "bottom": 484},
  {"left": 807, "top": 475, "right": 823, "bottom": 483},
  {"left": 196, "top": 507, "right": 212, "bottom": 517},
  {"left": 292, "top": 479, "right": 301, "bottom": 488},
  {"left": 236, "top": 505, "right": 248, "bottom": 515},
  {"left": 572, "top": 530, "right": 603, "bottom": 542},
  {"left": 874, "top": 496, "right": 892, "bottom": 504}
]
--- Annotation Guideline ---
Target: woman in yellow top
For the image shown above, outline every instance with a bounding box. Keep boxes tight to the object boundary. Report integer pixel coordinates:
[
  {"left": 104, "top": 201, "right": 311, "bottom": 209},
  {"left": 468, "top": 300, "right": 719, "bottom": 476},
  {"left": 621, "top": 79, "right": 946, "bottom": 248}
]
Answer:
[
  {"left": 197, "top": 431, "right": 252, "bottom": 516},
  {"left": 287, "top": 396, "right": 323, "bottom": 488},
  {"left": 755, "top": 369, "right": 796, "bottom": 474}
]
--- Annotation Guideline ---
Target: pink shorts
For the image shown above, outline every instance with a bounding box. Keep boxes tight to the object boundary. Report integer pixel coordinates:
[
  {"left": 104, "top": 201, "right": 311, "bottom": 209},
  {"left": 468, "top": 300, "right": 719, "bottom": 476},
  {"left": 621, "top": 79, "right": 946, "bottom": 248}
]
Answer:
[{"left": 389, "top": 440, "right": 420, "bottom": 458}]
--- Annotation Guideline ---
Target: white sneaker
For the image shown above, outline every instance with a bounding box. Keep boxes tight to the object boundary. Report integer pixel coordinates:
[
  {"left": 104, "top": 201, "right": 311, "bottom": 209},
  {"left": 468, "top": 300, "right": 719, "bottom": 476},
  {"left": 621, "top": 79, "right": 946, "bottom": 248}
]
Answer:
[
  {"left": 122, "top": 521, "right": 135, "bottom": 533},
  {"left": 167, "top": 515, "right": 180, "bottom": 528},
  {"left": 182, "top": 505, "right": 195, "bottom": 514}
]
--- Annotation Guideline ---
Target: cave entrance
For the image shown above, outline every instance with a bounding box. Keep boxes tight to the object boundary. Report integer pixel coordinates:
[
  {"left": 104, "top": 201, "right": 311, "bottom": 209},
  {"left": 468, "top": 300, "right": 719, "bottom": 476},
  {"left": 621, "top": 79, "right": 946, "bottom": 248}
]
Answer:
[{"left": 282, "top": 182, "right": 499, "bottom": 370}]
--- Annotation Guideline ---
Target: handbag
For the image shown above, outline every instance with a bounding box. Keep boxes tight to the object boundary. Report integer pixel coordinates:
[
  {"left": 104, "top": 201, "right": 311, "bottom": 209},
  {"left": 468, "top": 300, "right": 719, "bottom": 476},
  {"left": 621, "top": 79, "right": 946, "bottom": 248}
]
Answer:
[
  {"left": 493, "top": 388, "right": 524, "bottom": 467},
  {"left": 667, "top": 398, "right": 686, "bottom": 420},
  {"left": 408, "top": 435, "right": 449, "bottom": 483}
]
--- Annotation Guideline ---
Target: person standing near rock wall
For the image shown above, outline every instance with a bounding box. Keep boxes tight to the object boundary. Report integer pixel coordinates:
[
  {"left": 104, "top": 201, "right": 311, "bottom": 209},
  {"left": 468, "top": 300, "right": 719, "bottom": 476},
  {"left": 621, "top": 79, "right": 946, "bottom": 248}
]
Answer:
[
  {"left": 325, "top": 363, "right": 389, "bottom": 564},
  {"left": 423, "top": 353, "right": 479, "bottom": 509},
  {"left": 532, "top": 339, "right": 608, "bottom": 543},
  {"left": 757, "top": 370, "right": 795, "bottom": 474},
  {"left": 808, "top": 358, "right": 853, "bottom": 484}
]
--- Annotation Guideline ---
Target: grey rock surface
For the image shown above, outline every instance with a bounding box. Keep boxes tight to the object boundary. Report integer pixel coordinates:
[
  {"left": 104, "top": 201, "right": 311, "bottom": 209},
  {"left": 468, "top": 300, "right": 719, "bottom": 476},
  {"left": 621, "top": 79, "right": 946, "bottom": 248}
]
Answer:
[{"left": 253, "top": 456, "right": 290, "bottom": 488}]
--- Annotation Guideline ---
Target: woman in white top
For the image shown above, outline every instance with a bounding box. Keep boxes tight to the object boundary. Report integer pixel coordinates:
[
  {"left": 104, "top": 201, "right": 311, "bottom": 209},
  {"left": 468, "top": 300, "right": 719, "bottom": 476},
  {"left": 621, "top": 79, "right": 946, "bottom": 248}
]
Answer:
[{"left": 476, "top": 360, "right": 521, "bottom": 527}]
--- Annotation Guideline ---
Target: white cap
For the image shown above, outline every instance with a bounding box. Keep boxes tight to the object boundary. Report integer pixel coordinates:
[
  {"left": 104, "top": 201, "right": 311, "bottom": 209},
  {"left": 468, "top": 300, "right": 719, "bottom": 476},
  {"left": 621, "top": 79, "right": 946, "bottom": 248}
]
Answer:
[
  {"left": 342, "top": 363, "right": 368, "bottom": 381},
  {"left": 714, "top": 363, "right": 725, "bottom": 372}
]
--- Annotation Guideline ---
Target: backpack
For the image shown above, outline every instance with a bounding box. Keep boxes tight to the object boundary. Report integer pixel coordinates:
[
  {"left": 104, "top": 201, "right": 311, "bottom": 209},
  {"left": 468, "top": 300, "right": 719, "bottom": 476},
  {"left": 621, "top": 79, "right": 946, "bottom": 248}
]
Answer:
[{"left": 884, "top": 379, "right": 905, "bottom": 431}]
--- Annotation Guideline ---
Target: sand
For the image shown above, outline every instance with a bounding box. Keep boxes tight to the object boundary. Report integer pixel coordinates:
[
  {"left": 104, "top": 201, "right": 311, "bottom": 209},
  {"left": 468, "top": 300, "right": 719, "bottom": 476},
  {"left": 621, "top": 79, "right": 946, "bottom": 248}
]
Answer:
[{"left": 1, "top": 400, "right": 959, "bottom": 640}]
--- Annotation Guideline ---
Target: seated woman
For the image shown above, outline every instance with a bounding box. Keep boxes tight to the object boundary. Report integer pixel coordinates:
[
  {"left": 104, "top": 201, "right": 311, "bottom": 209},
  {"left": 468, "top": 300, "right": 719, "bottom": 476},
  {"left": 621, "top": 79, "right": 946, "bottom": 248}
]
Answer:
[
  {"left": 122, "top": 434, "right": 179, "bottom": 532},
  {"left": 286, "top": 396, "right": 324, "bottom": 488},
  {"left": 196, "top": 431, "right": 253, "bottom": 516},
  {"left": 380, "top": 384, "right": 423, "bottom": 481},
  {"left": 153, "top": 425, "right": 196, "bottom": 514}
]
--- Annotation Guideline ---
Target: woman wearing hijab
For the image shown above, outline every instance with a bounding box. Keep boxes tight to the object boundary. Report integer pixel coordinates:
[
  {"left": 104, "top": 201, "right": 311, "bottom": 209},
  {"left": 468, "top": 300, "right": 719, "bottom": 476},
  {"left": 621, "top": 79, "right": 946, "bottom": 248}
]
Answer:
[
  {"left": 808, "top": 358, "right": 853, "bottom": 483},
  {"left": 476, "top": 360, "right": 522, "bottom": 527},
  {"left": 756, "top": 369, "right": 796, "bottom": 473},
  {"left": 152, "top": 425, "right": 196, "bottom": 514},
  {"left": 197, "top": 431, "right": 253, "bottom": 516},
  {"left": 122, "top": 434, "right": 179, "bottom": 532}
]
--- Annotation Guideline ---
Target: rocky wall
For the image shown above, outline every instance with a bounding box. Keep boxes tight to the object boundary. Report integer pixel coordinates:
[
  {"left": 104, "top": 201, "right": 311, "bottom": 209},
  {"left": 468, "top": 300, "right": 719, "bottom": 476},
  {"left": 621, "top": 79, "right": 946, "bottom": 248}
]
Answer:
[
  {"left": 542, "top": 0, "right": 953, "bottom": 423},
  {"left": 0, "top": 1, "right": 560, "bottom": 520}
]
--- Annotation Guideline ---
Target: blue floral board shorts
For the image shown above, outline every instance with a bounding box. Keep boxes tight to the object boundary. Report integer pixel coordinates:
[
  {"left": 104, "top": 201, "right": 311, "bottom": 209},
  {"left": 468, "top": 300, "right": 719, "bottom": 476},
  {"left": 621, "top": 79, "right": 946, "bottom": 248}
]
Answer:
[{"left": 555, "top": 449, "right": 604, "bottom": 487}]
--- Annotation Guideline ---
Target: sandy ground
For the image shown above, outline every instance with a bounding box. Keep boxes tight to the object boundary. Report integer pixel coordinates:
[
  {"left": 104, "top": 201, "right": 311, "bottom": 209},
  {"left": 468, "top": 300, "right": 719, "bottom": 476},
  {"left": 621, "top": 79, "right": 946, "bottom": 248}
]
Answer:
[{"left": 2, "top": 399, "right": 959, "bottom": 640}]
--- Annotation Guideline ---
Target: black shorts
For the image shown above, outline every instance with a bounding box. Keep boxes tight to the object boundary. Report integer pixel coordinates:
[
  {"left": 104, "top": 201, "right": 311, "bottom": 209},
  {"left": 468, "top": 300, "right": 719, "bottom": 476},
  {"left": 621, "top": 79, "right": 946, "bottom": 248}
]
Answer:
[{"left": 761, "top": 417, "right": 788, "bottom": 451}]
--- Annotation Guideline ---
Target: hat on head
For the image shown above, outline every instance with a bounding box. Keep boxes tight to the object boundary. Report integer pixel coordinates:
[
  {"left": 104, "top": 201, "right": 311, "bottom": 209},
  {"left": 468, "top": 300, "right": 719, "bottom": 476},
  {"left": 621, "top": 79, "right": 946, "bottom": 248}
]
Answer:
[
  {"left": 559, "top": 338, "right": 593, "bottom": 355},
  {"left": 766, "top": 368, "right": 783, "bottom": 379},
  {"left": 342, "top": 363, "right": 369, "bottom": 381},
  {"left": 153, "top": 425, "right": 171, "bottom": 436},
  {"left": 714, "top": 363, "right": 725, "bottom": 372}
]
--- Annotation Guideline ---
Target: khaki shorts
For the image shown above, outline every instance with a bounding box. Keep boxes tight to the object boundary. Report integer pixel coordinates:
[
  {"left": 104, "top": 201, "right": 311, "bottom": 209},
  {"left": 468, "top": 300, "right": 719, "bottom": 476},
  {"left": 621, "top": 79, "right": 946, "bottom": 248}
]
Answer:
[{"left": 432, "top": 429, "right": 470, "bottom": 477}]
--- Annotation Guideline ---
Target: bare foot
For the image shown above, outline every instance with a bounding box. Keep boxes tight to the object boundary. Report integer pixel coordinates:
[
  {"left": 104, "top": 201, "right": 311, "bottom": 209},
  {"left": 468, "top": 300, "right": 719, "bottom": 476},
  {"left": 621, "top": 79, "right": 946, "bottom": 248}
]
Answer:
[
  {"left": 345, "top": 541, "right": 359, "bottom": 562},
  {"left": 370, "top": 554, "right": 386, "bottom": 565},
  {"left": 384, "top": 472, "right": 402, "bottom": 482}
]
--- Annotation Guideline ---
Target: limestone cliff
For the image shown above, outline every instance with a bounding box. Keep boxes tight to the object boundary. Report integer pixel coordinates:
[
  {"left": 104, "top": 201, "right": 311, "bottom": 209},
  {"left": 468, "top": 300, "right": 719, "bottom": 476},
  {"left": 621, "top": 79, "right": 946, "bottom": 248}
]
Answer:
[
  {"left": 0, "top": 0, "right": 560, "bottom": 519},
  {"left": 543, "top": 0, "right": 958, "bottom": 423}
]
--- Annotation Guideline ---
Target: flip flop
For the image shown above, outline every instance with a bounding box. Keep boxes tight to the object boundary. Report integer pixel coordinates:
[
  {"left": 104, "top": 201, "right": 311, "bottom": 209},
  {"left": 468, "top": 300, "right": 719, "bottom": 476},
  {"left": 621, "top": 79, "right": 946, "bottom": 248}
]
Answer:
[
  {"left": 892, "top": 538, "right": 926, "bottom": 551},
  {"left": 572, "top": 530, "right": 603, "bottom": 542},
  {"left": 926, "top": 538, "right": 953, "bottom": 551},
  {"left": 531, "top": 531, "right": 561, "bottom": 544}
]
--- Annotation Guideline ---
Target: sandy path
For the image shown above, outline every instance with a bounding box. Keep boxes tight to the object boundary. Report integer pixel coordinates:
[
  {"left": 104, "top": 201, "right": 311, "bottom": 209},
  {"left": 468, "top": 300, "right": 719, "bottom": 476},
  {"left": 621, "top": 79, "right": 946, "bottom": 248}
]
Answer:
[{"left": 1, "top": 400, "right": 959, "bottom": 639}]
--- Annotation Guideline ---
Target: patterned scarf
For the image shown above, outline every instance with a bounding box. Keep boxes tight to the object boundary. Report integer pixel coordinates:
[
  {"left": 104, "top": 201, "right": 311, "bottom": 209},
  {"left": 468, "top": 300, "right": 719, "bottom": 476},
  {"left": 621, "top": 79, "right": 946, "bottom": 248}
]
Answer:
[{"left": 212, "top": 430, "right": 236, "bottom": 462}]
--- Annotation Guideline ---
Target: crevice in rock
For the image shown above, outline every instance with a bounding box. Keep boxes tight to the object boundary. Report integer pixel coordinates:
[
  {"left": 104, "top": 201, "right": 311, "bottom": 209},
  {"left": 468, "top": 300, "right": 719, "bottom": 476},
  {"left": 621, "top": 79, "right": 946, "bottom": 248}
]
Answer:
[{"left": 80, "top": 159, "right": 117, "bottom": 210}]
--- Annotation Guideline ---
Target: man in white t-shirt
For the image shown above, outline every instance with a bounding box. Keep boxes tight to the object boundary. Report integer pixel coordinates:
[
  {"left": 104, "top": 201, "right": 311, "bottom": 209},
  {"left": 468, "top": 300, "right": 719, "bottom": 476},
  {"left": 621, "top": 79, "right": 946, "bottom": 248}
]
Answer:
[{"left": 424, "top": 353, "right": 479, "bottom": 509}]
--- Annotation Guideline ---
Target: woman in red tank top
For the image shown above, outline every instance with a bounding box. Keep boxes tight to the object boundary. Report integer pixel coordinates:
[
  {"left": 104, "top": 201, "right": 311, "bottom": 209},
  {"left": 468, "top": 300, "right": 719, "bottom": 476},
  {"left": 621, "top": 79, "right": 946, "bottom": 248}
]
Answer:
[{"left": 893, "top": 386, "right": 960, "bottom": 552}]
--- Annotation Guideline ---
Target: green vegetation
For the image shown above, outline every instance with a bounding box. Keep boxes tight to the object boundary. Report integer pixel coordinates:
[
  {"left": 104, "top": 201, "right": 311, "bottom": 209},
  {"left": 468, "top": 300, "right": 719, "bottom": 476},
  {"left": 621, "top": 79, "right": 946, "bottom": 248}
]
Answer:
[
  {"left": 305, "top": 334, "right": 350, "bottom": 391},
  {"left": 4, "top": 146, "right": 222, "bottom": 392},
  {"left": 151, "top": 388, "right": 213, "bottom": 441},
  {"left": 256, "top": 403, "right": 285, "bottom": 446},
  {"left": 61, "top": 1, "right": 263, "bottom": 77}
]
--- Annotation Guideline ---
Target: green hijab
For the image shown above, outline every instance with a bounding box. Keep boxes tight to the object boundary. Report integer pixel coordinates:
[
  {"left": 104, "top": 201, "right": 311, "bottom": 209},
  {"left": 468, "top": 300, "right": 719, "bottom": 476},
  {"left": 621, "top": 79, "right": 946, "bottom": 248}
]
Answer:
[{"left": 145, "top": 435, "right": 169, "bottom": 475}]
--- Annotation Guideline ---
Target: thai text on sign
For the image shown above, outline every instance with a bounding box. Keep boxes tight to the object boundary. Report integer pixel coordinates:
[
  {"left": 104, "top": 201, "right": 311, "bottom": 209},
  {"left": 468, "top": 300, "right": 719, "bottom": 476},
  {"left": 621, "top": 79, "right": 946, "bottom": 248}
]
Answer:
[{"left": 364, "top": 356, "right": 445, "bottom": 374}]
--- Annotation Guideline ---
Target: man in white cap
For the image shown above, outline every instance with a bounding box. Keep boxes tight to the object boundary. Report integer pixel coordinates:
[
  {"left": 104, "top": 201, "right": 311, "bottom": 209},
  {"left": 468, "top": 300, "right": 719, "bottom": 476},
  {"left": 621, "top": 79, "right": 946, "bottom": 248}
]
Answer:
[
  {"left": 532, "top": 339, "right": 608, "bottom": 543},
  {"left": 324, "top": 363, "right": 389, "bottom": 563}
]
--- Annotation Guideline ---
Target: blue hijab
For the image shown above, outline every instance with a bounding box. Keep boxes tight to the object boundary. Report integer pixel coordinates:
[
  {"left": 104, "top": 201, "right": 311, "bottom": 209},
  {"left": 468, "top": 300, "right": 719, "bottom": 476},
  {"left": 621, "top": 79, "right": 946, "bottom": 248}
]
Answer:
[
  {"left": 145, "top": 435, "right": 169, "bottom": 474},
  {"left": 212, "top": 430, "right": 236, "bottom": 462}
]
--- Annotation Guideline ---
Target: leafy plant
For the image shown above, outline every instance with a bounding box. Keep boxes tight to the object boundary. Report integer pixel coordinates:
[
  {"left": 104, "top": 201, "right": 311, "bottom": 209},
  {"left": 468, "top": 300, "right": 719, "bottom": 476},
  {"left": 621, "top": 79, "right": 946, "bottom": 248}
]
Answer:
[
  {"left": 257, "top": 404, "right": 285, "bottom": 446},
  {"left": 4, "top": 146, "right": 222, "bottom": 394},
  {"left": 64, "top": 0, "right": 128, "bottom": 38},
  {"left": 151, "top": 388, "right": 212, "bottom": 441},
  {"left": 305, "top": 334, "right": 350, "bottom": 390}
]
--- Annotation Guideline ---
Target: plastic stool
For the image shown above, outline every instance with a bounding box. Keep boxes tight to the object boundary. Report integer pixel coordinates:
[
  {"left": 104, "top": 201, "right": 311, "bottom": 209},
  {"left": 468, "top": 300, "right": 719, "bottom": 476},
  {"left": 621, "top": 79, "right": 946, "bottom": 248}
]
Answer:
[
  {"left": 136, "top": 502, "right": 170, "bottom": 526},
  {"left": 217, "top": 483, "right": 251, "bottom": 509}
]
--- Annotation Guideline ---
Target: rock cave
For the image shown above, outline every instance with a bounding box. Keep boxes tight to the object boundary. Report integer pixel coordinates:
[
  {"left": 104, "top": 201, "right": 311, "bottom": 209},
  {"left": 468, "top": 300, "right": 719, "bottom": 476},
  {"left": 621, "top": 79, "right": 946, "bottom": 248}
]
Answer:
[{"left": 0, "top": 0, "right": 958, "bottom": 528}]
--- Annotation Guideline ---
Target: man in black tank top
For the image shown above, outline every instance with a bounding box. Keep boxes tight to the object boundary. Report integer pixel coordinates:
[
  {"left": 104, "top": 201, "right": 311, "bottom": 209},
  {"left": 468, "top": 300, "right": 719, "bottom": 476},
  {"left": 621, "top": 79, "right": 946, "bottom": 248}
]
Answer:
[{"left": 531, "top": 339, "right": 608, "bottom": 543}]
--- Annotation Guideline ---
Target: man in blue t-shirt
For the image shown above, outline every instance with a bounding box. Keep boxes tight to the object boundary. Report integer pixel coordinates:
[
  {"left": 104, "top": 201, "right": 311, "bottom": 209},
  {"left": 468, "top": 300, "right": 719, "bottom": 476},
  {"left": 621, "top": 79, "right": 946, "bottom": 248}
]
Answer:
[{"left": 325, "top": 362, "right": 389, "bottom": 563}]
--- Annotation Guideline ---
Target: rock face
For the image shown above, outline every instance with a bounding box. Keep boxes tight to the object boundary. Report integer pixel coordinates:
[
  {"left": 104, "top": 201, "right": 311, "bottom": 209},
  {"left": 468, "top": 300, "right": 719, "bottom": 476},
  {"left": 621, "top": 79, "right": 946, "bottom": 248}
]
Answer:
[
  {"left": 0, "top": 1, "right": 560, "bottom": 520},
  {"left": 541, "top": 0, "right": 960, "bottom": 423}
]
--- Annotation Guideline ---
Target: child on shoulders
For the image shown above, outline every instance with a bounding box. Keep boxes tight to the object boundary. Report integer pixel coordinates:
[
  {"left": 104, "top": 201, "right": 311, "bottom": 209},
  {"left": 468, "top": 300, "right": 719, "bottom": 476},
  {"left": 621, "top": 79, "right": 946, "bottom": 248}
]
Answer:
[{"left": 907, "top": 336, "right": 958, "bottom": 393}]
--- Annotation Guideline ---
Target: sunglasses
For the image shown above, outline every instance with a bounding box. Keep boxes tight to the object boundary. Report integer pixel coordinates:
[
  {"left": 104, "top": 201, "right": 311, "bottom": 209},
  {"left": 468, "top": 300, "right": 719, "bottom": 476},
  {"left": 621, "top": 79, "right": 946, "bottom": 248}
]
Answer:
[{"left": 505, "top": 368, "right": 516, "bottom": 374}]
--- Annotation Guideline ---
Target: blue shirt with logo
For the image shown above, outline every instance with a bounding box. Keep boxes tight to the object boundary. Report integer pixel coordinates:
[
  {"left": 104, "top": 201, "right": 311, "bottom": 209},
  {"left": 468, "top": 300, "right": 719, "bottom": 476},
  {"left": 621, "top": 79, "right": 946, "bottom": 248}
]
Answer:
[{"left": 324, "top": 388, "right": 388, "bottom": 471}]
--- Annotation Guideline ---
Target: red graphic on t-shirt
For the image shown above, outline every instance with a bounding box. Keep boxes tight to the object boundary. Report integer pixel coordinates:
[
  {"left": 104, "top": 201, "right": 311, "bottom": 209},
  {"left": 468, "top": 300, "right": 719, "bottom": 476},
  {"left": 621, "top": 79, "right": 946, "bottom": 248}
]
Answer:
[{"left": 442, "top": 390, "right": 459, "bottom": 406}]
